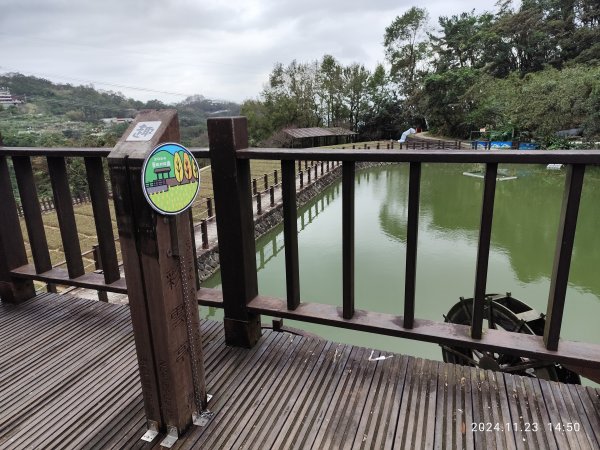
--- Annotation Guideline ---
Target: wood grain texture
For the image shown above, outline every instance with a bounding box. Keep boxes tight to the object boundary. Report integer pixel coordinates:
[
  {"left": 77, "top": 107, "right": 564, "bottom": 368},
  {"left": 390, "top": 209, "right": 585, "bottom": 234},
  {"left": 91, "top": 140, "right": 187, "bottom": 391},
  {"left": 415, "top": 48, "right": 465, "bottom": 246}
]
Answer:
[{"left": 1, "top": 293, "right": 599, "bottom": 449}]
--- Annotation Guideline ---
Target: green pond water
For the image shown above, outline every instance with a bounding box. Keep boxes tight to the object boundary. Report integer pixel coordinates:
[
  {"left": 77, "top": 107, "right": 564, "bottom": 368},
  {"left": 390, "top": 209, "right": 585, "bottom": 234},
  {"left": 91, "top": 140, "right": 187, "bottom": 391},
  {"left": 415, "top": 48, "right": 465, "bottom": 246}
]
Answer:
[{"left": 202, "top": 163, "right": 600, "bottom": 368}]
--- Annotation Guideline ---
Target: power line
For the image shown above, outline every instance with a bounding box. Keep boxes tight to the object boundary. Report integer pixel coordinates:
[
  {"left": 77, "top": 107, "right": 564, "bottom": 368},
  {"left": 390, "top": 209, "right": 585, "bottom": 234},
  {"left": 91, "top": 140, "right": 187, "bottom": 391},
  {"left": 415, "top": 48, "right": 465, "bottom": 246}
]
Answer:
[{"left": 0, "top": 66, "right": 192, "bottom": 98}]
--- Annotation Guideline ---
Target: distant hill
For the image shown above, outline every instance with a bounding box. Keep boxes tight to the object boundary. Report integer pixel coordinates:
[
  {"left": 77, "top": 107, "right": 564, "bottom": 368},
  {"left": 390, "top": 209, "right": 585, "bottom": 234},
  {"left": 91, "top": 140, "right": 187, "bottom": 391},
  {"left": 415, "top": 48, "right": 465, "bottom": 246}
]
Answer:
[{"left": 0, "top": 73, "right": 240, "bottom": 147}]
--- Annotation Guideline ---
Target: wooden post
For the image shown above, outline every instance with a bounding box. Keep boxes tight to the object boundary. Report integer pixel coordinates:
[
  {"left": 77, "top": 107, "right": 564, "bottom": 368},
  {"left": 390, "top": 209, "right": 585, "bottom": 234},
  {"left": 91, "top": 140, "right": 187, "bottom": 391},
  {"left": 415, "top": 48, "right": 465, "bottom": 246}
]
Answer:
[
  {"left": 471, "top": 163, "right": 498, "bottom": 339},
  {"left": 263, "top": 173, "right": 268, "bottom": 191},
  {"left": 92, "top": 244, "right": 108, "bottom": 301},
  {"left": 544, "top": 164, "right": 585, "bottom": 350},
  {"left": 403, "top": 163, "right": 421, "bottom": 328},
  {"left": 207, "top": 198, "right": 213, "bottom": 218},
  {"left": 201, "top": 220, "right": 209, "bottom": 249},
  {"left": 273, "top": 169, "right": 278, "bottom": 185},
  {"left": 0, "top": 156, "right": 35, "bottom": 302},
  {"left": 92, "top": 244, "right": 103, "bottom": 270},
  {"left": 108, "top": 110, "right": 207, "bottom": 437},
  {"left": 342, "top": 161, "right": 355, "bottom": 319},
  {"left": 207, "top": 117, "right": 261, "bottom": 348},
  {"left": 282, "top": 160, "right": 300, "bottom": 310},
  {"left": 270, "top": 186, "right": 275, "bottom": 207}
]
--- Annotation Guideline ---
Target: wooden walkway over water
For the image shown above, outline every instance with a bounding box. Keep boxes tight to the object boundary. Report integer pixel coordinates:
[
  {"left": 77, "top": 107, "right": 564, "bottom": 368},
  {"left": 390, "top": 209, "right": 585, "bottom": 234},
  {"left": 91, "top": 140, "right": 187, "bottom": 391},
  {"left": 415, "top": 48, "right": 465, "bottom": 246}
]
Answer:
[{"left": 1, "top": 293, "right": 600, "bottom": 449}]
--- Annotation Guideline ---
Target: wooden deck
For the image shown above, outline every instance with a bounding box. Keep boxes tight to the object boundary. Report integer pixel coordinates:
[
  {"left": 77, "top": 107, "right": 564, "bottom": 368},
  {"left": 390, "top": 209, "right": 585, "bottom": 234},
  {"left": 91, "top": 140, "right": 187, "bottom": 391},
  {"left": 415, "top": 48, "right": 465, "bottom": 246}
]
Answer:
[{"left": 1, "top": 294, "right": 600, "bottom": 449}]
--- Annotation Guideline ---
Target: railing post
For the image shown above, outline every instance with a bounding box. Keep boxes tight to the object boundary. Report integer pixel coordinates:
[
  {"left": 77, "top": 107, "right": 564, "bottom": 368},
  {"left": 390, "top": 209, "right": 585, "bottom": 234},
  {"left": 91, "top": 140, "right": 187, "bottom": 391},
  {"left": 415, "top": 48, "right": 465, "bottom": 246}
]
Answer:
[
  {"left": 403, "top": 162, "right": 421, "bottom": 329},
  {"left": 342, "top": 161, "right": 355, "bottom": 319},
  {"left": 0, "top": 156, "right": 35, "bottom": 302},
  {"left": 207, "top": 197, "right": 213, "bottom": 218},
  {"left": 282, "top": 160, "right": 300, "bottom": 310},
  {"left": 270, "top": 185, "right": 275, "bottom": 207},
  {"left": 471, "top": 163, "right": 498, "bottom": 339},
  {"left": 207, "top": 116, "right": 261, "bottom": 348},
  {"left": 274, "top": 169, "right": 278, "bottom": 185},
  {"left": 108, "top": 110, "right": 207, "bottom": 437},
  {"left": 201, "top": 220, "right": 209, "bottom": 249},
  {"left": 544, "top": 164, "right": 586, "bottom": 351},
  {"left": 92, "top": 245, "right": 109, "bottom": 302}
]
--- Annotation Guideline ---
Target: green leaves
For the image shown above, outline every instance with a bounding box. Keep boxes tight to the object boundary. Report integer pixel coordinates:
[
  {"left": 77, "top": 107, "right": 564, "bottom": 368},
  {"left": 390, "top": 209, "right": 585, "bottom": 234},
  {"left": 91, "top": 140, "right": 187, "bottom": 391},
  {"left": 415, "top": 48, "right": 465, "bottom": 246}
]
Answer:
[{"left": 384, "top": 7, "right": 430, "bottom": 90}]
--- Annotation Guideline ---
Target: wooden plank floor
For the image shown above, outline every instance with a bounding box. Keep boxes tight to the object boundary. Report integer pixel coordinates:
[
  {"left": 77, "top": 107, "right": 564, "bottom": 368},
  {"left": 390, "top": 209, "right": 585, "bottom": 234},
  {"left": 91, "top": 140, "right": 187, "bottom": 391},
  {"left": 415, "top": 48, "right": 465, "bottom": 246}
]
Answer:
[{"left": 1, "top": 293, "right": 600, "bottom": 449}]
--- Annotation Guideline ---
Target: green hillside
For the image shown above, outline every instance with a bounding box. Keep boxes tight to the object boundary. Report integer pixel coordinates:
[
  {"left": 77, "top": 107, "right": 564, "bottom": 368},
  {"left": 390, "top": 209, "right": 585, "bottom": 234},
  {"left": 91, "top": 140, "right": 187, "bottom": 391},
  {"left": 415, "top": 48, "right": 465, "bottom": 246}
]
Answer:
[{"left": 0, "top": 73, "right": 240, "bottom": 148}]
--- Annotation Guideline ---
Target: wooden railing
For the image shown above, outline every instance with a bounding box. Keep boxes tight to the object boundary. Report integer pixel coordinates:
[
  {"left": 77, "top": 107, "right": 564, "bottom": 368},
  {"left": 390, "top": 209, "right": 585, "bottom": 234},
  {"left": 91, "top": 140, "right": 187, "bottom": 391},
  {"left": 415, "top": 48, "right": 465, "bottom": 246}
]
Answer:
[
  {"left": 0, "top": 146, "right": 210, "bottom": 297},
  {"left": 3, "top": 115, "right": 600, "bottom": 372},
  {"left": 0, "top": 143, "right": 341, "bottom": 296},
  {"left": 197, "top": 116, "right": 600, "bottom": 371}
]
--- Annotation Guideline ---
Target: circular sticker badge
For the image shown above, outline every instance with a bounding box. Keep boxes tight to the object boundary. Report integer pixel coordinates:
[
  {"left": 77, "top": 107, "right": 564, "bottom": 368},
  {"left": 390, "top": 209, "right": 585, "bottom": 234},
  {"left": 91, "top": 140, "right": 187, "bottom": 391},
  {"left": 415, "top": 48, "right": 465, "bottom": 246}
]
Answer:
[{"left": 141, "top": 142, "right": 200, "bottom": 215}]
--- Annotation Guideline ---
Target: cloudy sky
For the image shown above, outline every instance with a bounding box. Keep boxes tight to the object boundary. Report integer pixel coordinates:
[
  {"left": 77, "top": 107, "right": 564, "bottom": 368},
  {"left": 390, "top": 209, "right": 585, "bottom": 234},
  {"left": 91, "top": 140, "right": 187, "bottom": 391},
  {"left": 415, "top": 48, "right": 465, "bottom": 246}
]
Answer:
[{"left": 1, "top": 0, "right": 500, "bottom": 104}]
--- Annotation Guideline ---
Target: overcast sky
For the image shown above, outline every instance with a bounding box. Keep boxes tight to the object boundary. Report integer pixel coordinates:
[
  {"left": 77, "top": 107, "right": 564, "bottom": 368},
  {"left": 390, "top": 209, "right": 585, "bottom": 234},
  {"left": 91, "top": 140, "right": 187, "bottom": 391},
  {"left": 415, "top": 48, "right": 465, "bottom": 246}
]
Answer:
[{"left": 1, "top": 0, "right": 500, "bottom": 104}]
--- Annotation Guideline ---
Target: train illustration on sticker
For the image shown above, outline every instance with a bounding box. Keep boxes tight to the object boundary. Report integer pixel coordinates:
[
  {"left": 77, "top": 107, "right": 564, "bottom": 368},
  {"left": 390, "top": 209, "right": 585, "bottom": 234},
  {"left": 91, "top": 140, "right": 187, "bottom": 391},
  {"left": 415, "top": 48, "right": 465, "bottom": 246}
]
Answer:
[{"left": 141, "top": 142, "right": 200, "bottom": 215}]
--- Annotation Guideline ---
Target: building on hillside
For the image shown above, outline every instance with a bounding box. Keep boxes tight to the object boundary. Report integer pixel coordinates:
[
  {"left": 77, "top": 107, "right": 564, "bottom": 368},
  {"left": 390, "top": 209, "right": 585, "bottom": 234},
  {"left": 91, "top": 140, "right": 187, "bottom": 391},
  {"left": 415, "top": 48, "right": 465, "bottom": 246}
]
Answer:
[
  {"left": 277, "top": 127, "right": 357, "bottom": 148},
  {"left": 100, "top": 117, "right": 135, "bottom": 125},
  {"left": 0, "top": 87, "right": 23, "bottom": 108}
]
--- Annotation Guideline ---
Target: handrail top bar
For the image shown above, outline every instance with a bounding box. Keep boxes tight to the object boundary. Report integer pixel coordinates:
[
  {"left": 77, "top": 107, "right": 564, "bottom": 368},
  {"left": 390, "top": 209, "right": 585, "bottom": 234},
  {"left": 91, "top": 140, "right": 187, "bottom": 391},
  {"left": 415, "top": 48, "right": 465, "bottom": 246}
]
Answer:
[
  {"left": 237, "top": 147, "right": 600, "bottom": 164},
  {"left": 4, "top": 145, "right": 599, "bottom": 164},
  {"left": 0, "top": 146, "right": 210, "bottom": 158}
]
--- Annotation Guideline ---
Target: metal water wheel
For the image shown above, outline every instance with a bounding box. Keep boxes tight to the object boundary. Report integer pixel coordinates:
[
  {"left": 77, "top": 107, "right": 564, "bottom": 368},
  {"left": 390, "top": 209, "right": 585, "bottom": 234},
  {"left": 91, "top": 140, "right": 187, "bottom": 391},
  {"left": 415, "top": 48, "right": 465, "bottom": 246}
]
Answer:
[{"left": 441, "top": 293, "right": 581, "bottom": 384}]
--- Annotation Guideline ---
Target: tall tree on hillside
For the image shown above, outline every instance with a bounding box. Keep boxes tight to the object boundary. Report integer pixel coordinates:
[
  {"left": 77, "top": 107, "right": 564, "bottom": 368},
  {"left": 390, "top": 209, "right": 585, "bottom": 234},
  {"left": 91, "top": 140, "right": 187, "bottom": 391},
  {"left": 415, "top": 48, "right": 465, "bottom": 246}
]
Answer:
[
  {"left": 318, "top": 55, "right": 344, "bottom": 127},
  {"left": 341, "top": 64, "right": 371, "bottom": 132},
  {"left": 489, "top": 0, "right": 599, "bottom": 74},
  {"left": 431, "top": 11, "right": 486, "bottom": 70},
  {"left": 367, "top": 64, "right": 392, "bottom": 118},
  {"left": 430, "top": 10, "right": 517, "bottom": 77},
  {"left": 384, "top": 7, "right": 431, "bottom": 94},
  {"left": 262, "top": 60, "right": 321, "bottom": 129},
  {"left": 571, "top": 0, "right": 600, "bottom": 63}
]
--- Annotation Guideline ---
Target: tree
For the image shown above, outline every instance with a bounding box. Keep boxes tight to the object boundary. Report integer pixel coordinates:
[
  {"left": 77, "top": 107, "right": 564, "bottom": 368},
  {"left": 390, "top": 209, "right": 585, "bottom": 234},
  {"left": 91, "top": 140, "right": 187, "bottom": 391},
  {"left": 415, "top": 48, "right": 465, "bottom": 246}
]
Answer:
[
  {"left": 431, "top": 11, "right": 487, "bottom": 70},
  {"left": 341, "top": 64, "right": 370, "bottom": 132},
  {"left": 318, "top": 55, "right": 344, "bottom": 126},
  {"left": 420, "top": 68, "right": 481, "bottom": 137},
  {"left": 384, "top": 7, "right": 431, "bottom": 93},
  {"left": 240, "top": 99, "right": 273, "bottom": 145},
  {"left": 174, "top": 152, "right": 184, "bottom": 183}
]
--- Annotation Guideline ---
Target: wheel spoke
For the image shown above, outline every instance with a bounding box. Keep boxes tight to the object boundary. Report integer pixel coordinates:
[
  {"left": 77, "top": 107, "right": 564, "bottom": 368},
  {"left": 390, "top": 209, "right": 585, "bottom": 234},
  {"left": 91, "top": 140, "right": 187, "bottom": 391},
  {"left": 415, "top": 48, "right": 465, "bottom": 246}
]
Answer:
[
  {"left": 472, "top": 348, "right": 485, "bottom": 359},
  {"left": 503, "top": 360, "right": 555, "bottom": 373},
  {"left": 441, "top": 346, "right": 478, "bottom": 366}
]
